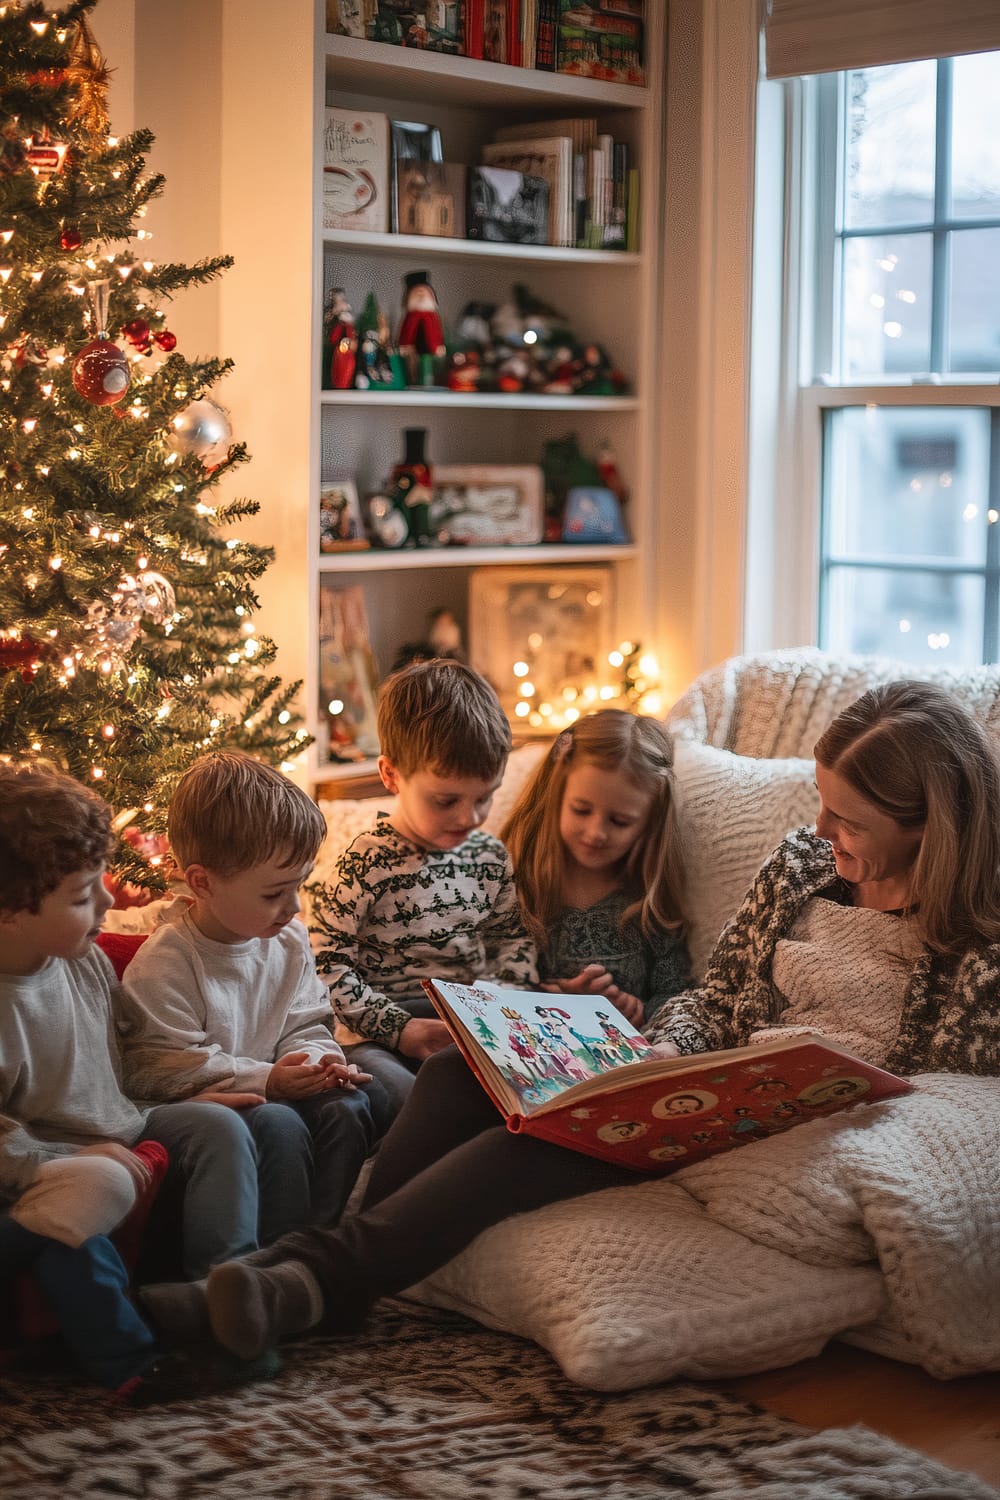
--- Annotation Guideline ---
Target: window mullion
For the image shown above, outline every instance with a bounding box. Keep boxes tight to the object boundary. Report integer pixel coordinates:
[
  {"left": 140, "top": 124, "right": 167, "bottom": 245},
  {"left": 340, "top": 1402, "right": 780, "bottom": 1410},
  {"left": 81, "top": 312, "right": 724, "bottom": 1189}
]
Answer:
[{"left": 931, "top": 60, "right": 952, "bottom": 373}]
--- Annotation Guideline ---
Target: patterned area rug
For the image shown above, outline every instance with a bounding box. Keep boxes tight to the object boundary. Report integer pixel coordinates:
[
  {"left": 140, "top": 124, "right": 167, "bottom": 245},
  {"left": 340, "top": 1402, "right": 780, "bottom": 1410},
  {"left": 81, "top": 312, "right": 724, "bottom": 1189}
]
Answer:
[{"left": 0, "top": 1301, "right": 996, "bottom": 1500}]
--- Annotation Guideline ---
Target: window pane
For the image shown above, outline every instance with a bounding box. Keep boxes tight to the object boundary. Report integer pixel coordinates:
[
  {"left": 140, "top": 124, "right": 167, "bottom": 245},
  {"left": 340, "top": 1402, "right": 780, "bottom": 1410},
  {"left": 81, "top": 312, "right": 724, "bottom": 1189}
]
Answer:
[
  {"left": 951, "top": 53, "right": 1000, "bottom": 221},
  {"left": 841, "top": 234, "right": 932, "bottom": 376},
  {"left": 949, "top": 228, "right": 1000, "bottom": 373},
  {"left": 823, "top": 566, "right": 985, "bottom": 664},
  {"left": 824, "top": 407, "right": 992, "bottom": 566},
  {"left": 843, "top": 63, "right": 936, "bottom": 231}
]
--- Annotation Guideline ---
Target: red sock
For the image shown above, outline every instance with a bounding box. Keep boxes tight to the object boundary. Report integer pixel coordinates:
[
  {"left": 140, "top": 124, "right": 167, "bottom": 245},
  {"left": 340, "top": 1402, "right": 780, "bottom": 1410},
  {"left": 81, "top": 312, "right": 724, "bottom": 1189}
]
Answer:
[{"left": 113, "top": 1141, "right": 170, "bottom": 1273}]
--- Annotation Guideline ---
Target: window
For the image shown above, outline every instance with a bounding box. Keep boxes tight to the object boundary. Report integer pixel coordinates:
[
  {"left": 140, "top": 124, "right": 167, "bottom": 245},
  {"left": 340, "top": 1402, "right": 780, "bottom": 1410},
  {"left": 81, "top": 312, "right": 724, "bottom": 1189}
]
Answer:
[{"left": 785, "top": 53, "right": 1000, "bottom": 666}]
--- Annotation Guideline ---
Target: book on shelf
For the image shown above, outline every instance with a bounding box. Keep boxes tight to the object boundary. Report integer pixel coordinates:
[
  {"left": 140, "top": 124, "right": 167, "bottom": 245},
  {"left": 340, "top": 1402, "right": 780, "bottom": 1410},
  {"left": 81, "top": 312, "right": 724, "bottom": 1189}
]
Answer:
[
  {"left": 493, "top": 116, "right": 598, "bottom": 155},
  {"left": 482, "top": 136, "right": 573, "bottom": 246},
  {"left": 625, "top": 164, "right": 640, "bottom": 250},
  {"left": 395, "top": 159, "right": 467, "bottom": 238},
  {"left": 468, "top": 166, "right": 550, "bottom": 244},
  {"left": 323, "top": 107, "right": 391, "bottom": 234},
  {"left": 605, "top": 139, "right": 628, "bottom": 248},
  {"left": 422, "top": 978, "right": 914, "bottom": 1174},
  {"left": 557, "top": 0, "right": 646, "bottom": 87},
  {"left": 482, "top": 0, "right": 522, "bottom": 65},
  {"left": 520, "top": 0, "right": 538, "bottom": 67},
  {"left": 535, "top": 0, "right": 559, "bottom": 69},
  {"left": 328, "top": 0, "right": 463, "bottom": 51}
]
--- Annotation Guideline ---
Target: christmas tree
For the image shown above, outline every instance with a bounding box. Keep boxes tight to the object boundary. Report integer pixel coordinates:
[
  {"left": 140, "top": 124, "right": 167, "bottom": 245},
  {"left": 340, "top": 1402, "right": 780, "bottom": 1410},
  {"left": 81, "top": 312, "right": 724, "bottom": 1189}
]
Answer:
[{"left": 0, "top": 0, "right": 305, "bottom": 886}]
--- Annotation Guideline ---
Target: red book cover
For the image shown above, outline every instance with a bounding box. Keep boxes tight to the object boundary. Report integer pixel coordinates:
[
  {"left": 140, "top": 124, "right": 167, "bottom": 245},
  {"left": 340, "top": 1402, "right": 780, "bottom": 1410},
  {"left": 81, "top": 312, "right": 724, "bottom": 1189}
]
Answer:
[
  {"left": 424, "top": 979, "right": 913, "bottom": 1175},
  {"left": 483, "top": 0, "right": 519, "bottom": 64},
  {"left": 465, "top": 0, "right": 484, "bottom": 57}
]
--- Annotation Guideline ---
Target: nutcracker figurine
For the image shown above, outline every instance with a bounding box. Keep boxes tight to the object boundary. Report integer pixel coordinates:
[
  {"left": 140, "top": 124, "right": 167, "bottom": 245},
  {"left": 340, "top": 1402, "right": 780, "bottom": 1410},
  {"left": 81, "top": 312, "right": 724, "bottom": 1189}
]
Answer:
[
  {"left": 397, "top": 269, "right": 445, "bottom": 385},
  {"left": 324, "top": 286, "right": 358, "bottom": 390}
]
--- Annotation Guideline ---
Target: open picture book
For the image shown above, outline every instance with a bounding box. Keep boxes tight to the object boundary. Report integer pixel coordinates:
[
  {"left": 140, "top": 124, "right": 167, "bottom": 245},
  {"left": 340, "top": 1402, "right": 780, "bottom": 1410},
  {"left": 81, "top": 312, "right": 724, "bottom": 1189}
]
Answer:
[{"left": 422, "top": 979, "right": 913, "bottom": 1173}]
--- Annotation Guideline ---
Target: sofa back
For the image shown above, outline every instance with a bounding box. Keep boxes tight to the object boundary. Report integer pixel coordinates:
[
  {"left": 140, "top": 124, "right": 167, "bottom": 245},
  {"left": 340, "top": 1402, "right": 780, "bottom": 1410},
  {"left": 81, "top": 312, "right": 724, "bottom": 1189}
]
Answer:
[{"left": 665, "top": 646, "right": 1000, "bottom": 759}]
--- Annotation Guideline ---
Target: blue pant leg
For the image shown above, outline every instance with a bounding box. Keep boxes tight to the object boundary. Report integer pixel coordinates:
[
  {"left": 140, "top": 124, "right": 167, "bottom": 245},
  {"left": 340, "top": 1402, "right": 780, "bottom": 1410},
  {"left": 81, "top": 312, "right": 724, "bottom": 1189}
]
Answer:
[
  {"left": 292, "top": 1086, "right": 380, "bottom": 1227},
  {"left": 242, "top": 1102, "right": 313, "bottom": 1244},
  {"left": 142, "top": 1101, "right": 261, "bottom": 1278},
  {"left": 345, "top": 1040, "right": 419, "bottom": 1120},
  {"left": 28, "top": 1233, "right": 158, "bottom": 1388}
]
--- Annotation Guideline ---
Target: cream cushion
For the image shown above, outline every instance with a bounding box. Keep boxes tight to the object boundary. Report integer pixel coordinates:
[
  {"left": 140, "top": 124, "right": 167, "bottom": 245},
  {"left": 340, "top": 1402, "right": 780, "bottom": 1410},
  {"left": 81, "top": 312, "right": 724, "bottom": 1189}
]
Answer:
[
  {"left": 670, "top": 740, "right": 820, "bottom": 979},
  {"left": 406, "top": 1177, "right": 885, "bottom": 1390}
]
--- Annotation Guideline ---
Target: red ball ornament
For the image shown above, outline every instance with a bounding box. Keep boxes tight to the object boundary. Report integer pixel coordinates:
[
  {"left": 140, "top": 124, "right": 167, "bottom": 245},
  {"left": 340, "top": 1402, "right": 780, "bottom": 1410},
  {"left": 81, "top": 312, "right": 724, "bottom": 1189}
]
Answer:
[
  {"left": 72, "top": 337, "right": 130, "bottom": 406},
  {"left": 154, "top": 330, "right": 177, "bottom": 352},
  {"left": 122, "top": 318, "right": 150, "bottom": 347},
  {"left": 60, "top": 225, "right": 82, "bottom": 251},
  {"left": 0, "top": 633, "right": 42, "bottom": 677}
]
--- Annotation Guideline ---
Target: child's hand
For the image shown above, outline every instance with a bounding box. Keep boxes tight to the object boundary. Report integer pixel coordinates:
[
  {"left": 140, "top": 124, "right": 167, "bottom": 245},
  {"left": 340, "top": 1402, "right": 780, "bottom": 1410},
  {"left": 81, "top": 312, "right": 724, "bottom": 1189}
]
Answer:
[
  {"left": 190, "top": 1088, "right": 267, "bottom": 1109},
  {"left": 266, "top": 1051, "right": 346, "bottom": 1100},
  {"left": 76, "top": 1141, "right": 152, "bottom": 1192},
  {"left": 398, "top": 1017, "right": 453, "bottom": 1060},
  {"left": 322, "top": 1060, "right": 375, "bottom": 1091},
  {"left": 540, "top": 963, "right": 616, "bottom": 997},
  {"left": 647, "top": 1040, "right": 681, "bottom": 1059},
  {"left": 605, "top": 986, "right": 645, "bottom": 1025}
]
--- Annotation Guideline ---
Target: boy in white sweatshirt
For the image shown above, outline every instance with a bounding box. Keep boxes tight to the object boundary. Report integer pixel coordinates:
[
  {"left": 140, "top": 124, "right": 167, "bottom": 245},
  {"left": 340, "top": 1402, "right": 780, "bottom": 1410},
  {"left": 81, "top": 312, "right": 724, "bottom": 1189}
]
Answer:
[
  {"left": 0, "top": 762, "right": 269, "bottom": 1401},
  {"left": 120, "top": 751, "right": 389, "bottom": 1239}
]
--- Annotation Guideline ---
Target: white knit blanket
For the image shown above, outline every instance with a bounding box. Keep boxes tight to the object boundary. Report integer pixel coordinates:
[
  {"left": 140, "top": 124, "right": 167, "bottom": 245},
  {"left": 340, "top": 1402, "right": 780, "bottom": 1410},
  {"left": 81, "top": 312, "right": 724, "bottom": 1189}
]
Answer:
[
  {"left": 673, "top": 1072, "right": 1000, "bottom": 1377},
  {"left": 411, "top": 1072, "right": 1000, "bottom": 1386}
]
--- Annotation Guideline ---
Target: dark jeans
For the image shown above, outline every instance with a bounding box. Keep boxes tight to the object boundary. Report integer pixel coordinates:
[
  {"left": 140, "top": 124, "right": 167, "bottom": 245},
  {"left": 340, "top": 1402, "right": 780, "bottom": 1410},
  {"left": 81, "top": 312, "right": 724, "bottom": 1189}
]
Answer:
[
  {"left": 0, "top": 1218, "right": 156, "bottom": 1386},
  {"left": 251, "top": 1045, "right": 635, "bottom": 1328}
]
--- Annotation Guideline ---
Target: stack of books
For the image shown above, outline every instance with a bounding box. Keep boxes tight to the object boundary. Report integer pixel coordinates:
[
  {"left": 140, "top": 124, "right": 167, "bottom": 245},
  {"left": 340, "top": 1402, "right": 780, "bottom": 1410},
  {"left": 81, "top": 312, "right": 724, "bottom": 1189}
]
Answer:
[{"left": 482, "top": 116, "right": 636, "bottom": 250}]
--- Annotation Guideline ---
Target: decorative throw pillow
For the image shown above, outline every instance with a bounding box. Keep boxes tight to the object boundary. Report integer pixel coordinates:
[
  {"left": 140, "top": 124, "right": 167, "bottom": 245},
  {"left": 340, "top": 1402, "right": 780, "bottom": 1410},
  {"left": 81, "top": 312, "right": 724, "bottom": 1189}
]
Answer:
[
  {"left": 670, "top": 740, "right": 820, "bottom": 979},
  {"left": 406, "top": 1178, "right": 884, "bottom": 1390}
]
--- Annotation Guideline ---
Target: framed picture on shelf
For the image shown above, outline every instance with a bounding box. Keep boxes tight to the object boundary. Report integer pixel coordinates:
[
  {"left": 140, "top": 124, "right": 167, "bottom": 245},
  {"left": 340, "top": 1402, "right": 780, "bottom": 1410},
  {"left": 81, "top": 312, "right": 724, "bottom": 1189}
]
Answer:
[
  {"left": 320, "top": 479, "right": 369, "bottom": 552},
  {"left": 394, "top": 160, "right": 467, "bottom": 238},
  {"left": 468, "top": 564, "right": 615, "bottom": 730},
  {"left": 318, "top": 584, "right": 381, "bottom": 763},
  {"left": 430, "top": 465, "right": 544, "bottom": 546},
  {"left": 390, "top": 119, "right": 443, "bottom": 231}
]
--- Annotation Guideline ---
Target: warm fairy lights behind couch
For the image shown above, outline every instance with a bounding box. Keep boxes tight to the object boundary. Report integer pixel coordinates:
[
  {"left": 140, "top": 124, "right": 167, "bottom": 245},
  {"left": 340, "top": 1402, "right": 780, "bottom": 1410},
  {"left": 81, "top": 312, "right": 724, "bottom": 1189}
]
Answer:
[{"left": 510, "top": 641, "right": 663, "bottom": 733}]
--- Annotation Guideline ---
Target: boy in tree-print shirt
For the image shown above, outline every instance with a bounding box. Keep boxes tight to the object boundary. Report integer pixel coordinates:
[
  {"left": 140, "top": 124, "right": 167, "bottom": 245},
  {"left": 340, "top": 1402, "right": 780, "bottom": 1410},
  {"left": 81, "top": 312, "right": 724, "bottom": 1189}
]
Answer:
[{"left": 310, "top": 661, "right": 536, "bottom": 1117}]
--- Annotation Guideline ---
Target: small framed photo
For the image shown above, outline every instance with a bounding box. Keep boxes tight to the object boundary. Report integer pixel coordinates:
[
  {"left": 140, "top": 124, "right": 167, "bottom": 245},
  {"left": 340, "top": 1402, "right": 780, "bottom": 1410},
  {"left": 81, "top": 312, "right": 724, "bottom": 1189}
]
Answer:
[
  {"left": 430, "top": 465, "right": 544, "bottom": 546},
  {"left": 468, "top": 564, "right": 615, "bottom": 729},
  {"left": 395, "top": 160, "right": 467, "bottom": 238},
  {"left": 320, "top": 479, "right": 369, "bottom": 552},
  {"left": 318, "top": 582, "right": 381, "bottom": 763}
]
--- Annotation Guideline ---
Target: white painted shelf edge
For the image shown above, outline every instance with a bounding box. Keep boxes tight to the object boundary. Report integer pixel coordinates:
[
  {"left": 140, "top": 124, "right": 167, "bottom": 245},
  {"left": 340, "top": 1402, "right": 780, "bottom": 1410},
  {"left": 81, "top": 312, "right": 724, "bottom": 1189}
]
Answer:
[{"left": 317, "top": 542, "right": 639, "bottom": 572}]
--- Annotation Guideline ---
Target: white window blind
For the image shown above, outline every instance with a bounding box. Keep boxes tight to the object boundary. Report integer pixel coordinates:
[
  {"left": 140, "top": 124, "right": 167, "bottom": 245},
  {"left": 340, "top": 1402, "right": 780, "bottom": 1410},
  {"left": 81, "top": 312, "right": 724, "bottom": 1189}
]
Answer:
[{"left": 764, "top": 0, "right": 1000, "bottom": 79}]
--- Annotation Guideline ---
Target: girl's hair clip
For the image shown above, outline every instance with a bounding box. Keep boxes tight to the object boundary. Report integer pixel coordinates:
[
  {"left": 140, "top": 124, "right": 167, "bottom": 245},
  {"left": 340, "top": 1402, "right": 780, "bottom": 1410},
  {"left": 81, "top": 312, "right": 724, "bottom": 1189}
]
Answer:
[{"left": 551, "top": 728, "right": 574, "bottom": 764}]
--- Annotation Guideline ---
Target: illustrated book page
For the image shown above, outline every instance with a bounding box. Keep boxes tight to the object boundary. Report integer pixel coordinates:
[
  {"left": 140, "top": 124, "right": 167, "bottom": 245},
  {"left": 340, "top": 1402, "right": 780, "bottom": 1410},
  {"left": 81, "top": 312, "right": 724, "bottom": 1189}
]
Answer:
[{"left": 423, "top": 979, "right": 913, "bottom": 1173}]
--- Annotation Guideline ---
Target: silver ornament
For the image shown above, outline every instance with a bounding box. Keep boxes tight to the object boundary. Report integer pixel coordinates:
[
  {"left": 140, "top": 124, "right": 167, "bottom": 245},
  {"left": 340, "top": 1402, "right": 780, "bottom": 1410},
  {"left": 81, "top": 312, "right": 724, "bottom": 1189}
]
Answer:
[
  {"left": 170, "top": 398, "right": 232, "bottom": 464},
  {"left": 80, "top": 571, "right": 177, "bottom": 666}
]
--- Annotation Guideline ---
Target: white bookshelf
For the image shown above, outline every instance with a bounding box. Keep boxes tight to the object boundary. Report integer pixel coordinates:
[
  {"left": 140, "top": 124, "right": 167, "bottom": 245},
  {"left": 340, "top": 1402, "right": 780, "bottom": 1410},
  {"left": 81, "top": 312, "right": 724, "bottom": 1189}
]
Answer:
[{"left": 310, "top": 12, "right": 666, "bottom": 790}]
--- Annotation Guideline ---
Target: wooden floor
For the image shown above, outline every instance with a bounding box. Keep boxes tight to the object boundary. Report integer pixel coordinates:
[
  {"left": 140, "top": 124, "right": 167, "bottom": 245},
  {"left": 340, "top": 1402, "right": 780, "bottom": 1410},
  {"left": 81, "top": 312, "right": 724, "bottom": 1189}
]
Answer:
[{"left": 715, "top": 1344, "right": 1000, "bottom": 1488}]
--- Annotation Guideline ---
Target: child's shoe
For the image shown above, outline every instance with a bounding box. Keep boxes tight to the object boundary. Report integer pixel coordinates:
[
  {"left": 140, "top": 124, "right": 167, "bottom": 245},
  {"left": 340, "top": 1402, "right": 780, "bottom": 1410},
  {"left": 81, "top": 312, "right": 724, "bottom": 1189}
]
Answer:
[
  {"left": 113, "top": 1345, "right": 282, "bottom": 1406},
  {"left": 207, "top": 1260, "right": 325, "bottom": 1361}
]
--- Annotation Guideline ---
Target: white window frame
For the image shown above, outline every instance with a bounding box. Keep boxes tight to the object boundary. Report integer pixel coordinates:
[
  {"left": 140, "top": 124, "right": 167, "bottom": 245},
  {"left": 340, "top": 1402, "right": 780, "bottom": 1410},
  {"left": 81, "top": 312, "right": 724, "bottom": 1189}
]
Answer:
[{"left": 747, "top": 63, "right": 1000, "bottom": 657}]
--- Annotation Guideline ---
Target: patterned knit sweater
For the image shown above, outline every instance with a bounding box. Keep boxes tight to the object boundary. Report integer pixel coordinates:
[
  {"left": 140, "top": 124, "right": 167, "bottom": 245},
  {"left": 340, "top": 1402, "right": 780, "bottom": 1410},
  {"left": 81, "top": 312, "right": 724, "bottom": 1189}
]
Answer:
[
  {"left": 644, "top": 827, "right": 1000, "bottom": 1077},
  {"left": 310, "top": 817, "right": 537, "bottom": 1049},
  {"left": 541, "top": 890, "right": 690, "bottom": 1023}
]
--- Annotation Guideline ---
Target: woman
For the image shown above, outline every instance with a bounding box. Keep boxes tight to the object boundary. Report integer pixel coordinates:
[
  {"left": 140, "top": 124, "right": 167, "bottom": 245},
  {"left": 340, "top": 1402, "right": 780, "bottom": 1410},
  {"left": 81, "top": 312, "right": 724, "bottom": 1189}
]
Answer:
[{"left": 142, "top": 681, "right": 1000, "bottom": 1365}]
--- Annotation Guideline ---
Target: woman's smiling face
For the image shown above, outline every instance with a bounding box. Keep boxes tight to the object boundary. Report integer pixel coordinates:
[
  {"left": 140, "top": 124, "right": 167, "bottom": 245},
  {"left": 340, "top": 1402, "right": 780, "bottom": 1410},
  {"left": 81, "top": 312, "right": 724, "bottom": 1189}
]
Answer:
[{"left": 814, "top": 764, "right": 924, "bottom": 890}]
